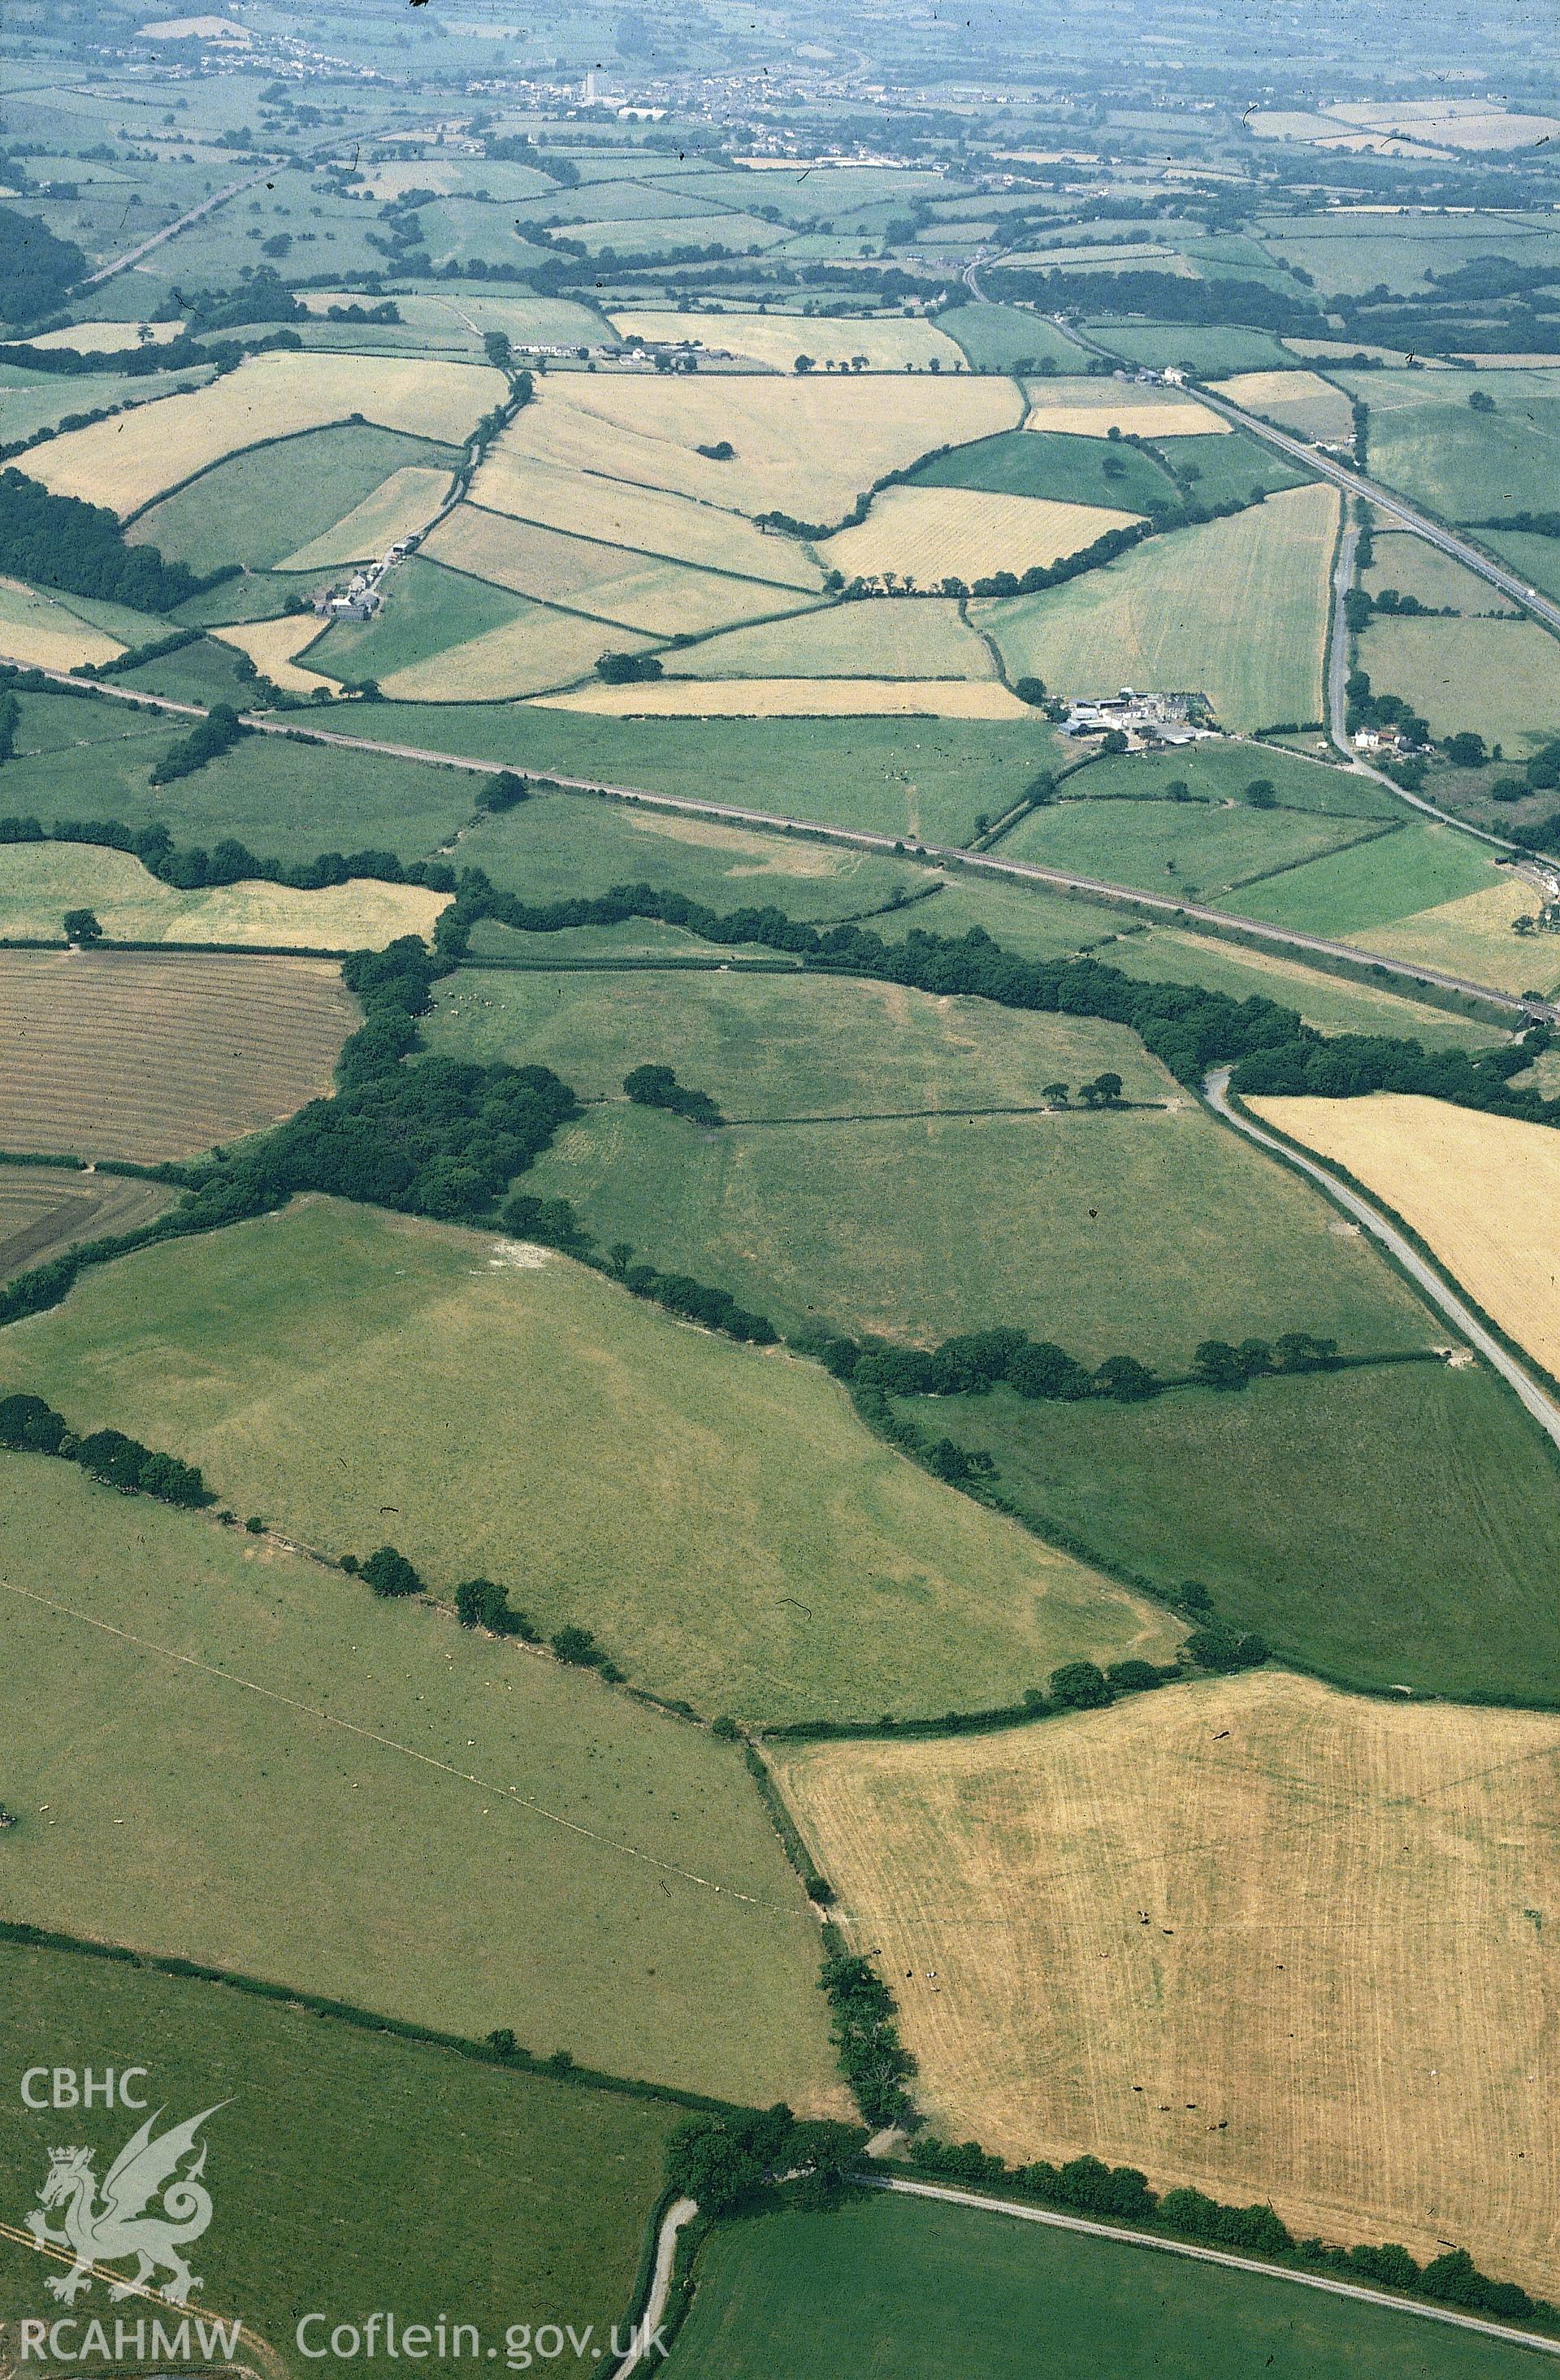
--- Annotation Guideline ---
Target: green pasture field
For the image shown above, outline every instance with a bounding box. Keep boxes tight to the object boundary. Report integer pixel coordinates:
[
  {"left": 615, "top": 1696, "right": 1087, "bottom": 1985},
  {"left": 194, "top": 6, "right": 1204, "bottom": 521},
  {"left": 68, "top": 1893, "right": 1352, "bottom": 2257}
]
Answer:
[
  {"left": 1340, "top": 367, "right": 1560, "bottom": 520},
  {"left": 1258, "top": 216, "right": 1560, "bottom": 297},
  {"left": 310, "top": 557, "right": 528, "bottom": 685},
  {"left": 0, "top": 364, "right": 214, "bottom": 447},
  {"left": 2, "top": 693, "right": 477, "bottom": 864},
  {"left": 871, "top": 874, "right": 1127, "bottom": 961},
  {"left": 453, "top": 787, "right": 921, "bottom": 917},
  {"left": 127, "top": 424, "right": 464, "bottom": 574},
  {"left": 0, "top": 1444, "right": 836, "bottom": 2103},
  {"left": 330, "top": 703, "right": 1068, "bottom": 848},
  {"left": 427, "top": 965, "right": 1432, "bottom": 1366},
  {"left": 119, "top": 635, "right": 265, "bottom": 708},
  {"left": 0, "top": 1160, "right": 175, "bottom": 1284},
  {"left": 665, "top": 2193, "right": 1543, "bottom": 2380},
  {"left": 0, "top": 1939, "right": 678, "bottom": 2380},
  {"left": 917, "top": 1358, "right": 1560, "bottom": 1704},
  {"left": 973, "top": 487, "right": 1337, "bottom": 733},
  {"left": 999, "top": 798, "right": 1387, "bottom": 904},
  {"left": 1481, "top": 528, "right": 1560, "bottom": 606},
  {"left": 912, "top": 427, "right": 1176, "bottom": 513},
  {"left": 1081, "top": 320, "right": 1297, "bottom": 375},
  {"left": 1094, "top": 924, "right": 1500, "bottom": 1049},
  {"left": 938, "top": 301, "right": 1085, "bottom": 371},
  {"left": 1358, "top": 614, "right": 1560, "bottom": 753},
  {"left": 1363, "top": 530, "right": 1518, "bottom": 614},
  {"left": 1237, "top": 819, "right": 1507, "bottom": 936},
  {"left": 1163, "top": 431, "right": 1311, "bottom": 508},
  {"left": 1072, "top": 743, "right": 1393, "bottom": 817},
  {"left": 2, "top": 1199, "right": 1180, "bottom": 1721},
  {"left": 170, "top": 572, "right": 304, "bottom": 628}
]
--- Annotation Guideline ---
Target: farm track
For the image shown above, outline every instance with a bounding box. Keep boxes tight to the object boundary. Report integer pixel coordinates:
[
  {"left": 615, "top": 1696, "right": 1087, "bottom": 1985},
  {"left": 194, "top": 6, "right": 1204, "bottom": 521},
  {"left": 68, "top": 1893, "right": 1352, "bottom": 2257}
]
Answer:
[
  {"left": 1204, "top": 1065, "right": 1560, "bottom": 1450},
  {"left": 0, "top": 949, "right": 353, "bottom": 1161},
  {"left": 862, "top": 2177, "right": 1560, "bottom": 2360},
  {"left": 6, "top": 665, "right": 1540, "bottom": 1021}
]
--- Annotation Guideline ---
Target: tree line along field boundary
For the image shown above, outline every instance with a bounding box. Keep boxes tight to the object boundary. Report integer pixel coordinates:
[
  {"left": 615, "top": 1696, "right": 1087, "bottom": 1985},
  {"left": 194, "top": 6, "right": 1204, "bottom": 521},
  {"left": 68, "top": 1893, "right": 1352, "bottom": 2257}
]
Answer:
[
  {"left": 0, "top": 661, "right": 1526, "bottom": 1030},
  {"left": 0, "top": 1918, "right": 748, "bottom": 2119}
]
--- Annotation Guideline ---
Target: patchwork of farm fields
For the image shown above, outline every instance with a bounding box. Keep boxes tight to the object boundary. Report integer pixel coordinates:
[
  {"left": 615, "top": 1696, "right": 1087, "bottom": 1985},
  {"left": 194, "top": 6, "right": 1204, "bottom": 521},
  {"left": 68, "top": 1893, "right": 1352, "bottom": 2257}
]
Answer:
[
  {"left": 775, "top": 1671, "right": 1560, "bottom": 2297},
  {"left": 1021, "top": 375, "right": 1230, "bottom": 437},
  {"left": 490, "top": 371, "right": 1023, "bottom": 523},
  {"left": 422, "top": 501, "right": 817, "bottom": 635},
  {"left": 127, "top": 422, "right": 464, "bottom": 574},
  {"left": 2, "top": 1199, "right": 1181, "bottom": 1724},
  {"left": 607, "top": 308, "right": 969, "bottom": 372},
  {"left": 0, "top": 1940, "right": 680, "bottom": 2380},
  {"left": 29, "top": 352, "right": 506, "bottom": 517},
  {"left": 665, "top": 2193, "right": 1541, "bottom": 2380},
  {"left": 974, "top": 483, "right": 1338, "bottom": 730},
  {"left": 0, "top": 950, "right": 356, "bottom": 1161},
  {"left": 0, "top": 574, "right": 123, "bottom": 670},
  {"left": 0, "top": 1454, "right": 837, "bottom": 2106},
  {"left": 428, "top": 966, "right": 1436, "bottom": 1365}
]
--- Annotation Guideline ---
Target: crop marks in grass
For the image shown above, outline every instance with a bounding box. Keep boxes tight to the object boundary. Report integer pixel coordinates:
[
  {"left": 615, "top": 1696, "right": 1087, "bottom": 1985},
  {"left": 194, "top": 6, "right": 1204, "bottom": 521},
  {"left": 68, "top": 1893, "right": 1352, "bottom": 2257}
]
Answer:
[{"left": 774, "top": 1670, "right": 1560, "bottom": 2296}]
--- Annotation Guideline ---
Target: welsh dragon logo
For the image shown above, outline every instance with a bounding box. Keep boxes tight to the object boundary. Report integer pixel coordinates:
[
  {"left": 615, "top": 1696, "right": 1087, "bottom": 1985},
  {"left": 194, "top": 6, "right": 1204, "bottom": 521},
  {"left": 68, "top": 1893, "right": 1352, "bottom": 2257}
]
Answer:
[{"left": 24, "top": 2103, "right": 227, "bottom": 2308}]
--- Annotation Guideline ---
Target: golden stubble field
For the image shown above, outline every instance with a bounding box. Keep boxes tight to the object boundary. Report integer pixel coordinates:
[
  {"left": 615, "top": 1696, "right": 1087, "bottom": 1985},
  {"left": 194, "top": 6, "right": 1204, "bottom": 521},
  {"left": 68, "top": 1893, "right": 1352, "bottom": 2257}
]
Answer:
[
  {"left": 492, "top": 371, "right": 1023, "bottom": 523},
  {"left": 28, "top": 351, "right": 505, "bottom": 516},
  {"left": 0, "top": 949, "right": 356, "bottom": 1160},
  {"left": 1251, "top": 1091, "right": 1560, "bottom": 1379},
  {"left": 774, "top": 1669, "right": 1560, "bottom": 2294}
]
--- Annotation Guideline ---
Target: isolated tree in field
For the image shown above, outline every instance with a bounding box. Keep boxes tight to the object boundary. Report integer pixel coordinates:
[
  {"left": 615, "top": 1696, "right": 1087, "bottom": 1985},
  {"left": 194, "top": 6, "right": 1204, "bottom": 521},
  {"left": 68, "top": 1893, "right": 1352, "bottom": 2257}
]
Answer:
[
  {"left": 793, "top": 353, "right": 816, "bottom": 375},
  {"left": 361, "top": 1544, "right": 422, "bottom": 1598},
  {"left": 1244, "top": 776, "right": 1276, "bottom": 809},
  {"left": 1042, "top": 1081, "right": 1068, "bottom": 1105},
  {"left": 63, "top": 908, "right": 103, "bottom": 946},
  {"left": 1013, "top": 674, "right": 1047, "bottom": 705},
  {"left": 1469, "top": 388, "right": 1496, "bottom": 413},
  {"left": 1078, "top": 1072, "right": 1123, "bottom": 1107}
]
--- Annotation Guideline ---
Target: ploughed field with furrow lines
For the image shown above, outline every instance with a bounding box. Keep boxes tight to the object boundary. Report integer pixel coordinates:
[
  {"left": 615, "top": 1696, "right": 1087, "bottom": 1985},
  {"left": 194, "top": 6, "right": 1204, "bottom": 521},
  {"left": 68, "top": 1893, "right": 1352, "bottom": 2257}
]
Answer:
[{"left": 0, "top": 951, "right": 357, "bottom": 1161}]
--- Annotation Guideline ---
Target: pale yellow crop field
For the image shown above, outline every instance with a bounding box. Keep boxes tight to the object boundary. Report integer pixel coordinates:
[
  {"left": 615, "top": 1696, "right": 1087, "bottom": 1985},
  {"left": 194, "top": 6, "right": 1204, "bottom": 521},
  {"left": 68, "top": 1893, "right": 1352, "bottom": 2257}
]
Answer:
[
  {"left": 470, "top": 451, "right": 823, "bottom": 589},
  {"left": 422, "top": 504, "right": 817, "bottom": 637},
  {"left": 0, "top": 577, "right": 122, "bottom": 670},
  {"left": 210, "top": 613, "right": 334, "bottom": 696},
  {"left": 607, "top": 309, "right": 969, "bottom": 374},
  {"left": 0, "top": 841, "right": 448, "bottom": 950},
  {"left": 665, "top": 596, "right": 994, "bottom": 679},
  {"left": 28, "top": 352, "right": 505, "bottom": 517},
  {"left": 380, "top": 603, "right": 648, "bottom": 701},
  {"left": 531, "top": 674, "right": 1032, "bottom": 718},
  {"left": 1331, "top": 100, "right": 1560, "bottom": 150},
  {"left": 1252, "top": 1091, "right": 1560, "bottom": 1378},
  {"left": 280, "top": 466, "right": 455, "bottom": 573},
  {"left": 775, "top": 1670, "right": 1560, "bottom": 2296},
  {"left": 821, "top": 485, "right": 1141, "bottom": 585},
  {"left": 30, "top": 320, "right": 188, "bottom": 351},
  {"left": 495, "top": 371, "right": 1023, "bottom": 524},
  {"left": 1363, "top": 878, "right": 1554, "bottom": 997},
  {"left": 1022, "top": 375, "right": 1228, "bottom": 437},
  {"left": 1213, "top": 368, "right": 1354, "bottom": 444}
]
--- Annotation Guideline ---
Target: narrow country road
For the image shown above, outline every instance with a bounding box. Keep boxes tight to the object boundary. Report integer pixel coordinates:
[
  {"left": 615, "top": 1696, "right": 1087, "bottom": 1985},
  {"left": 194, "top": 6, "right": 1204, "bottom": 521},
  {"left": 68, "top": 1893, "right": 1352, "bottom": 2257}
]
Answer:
[
  {"left": 1204, "top": 1067, "right": 1560, "bottom": 1450},
  {"left": 610, "top": 2197, "right": 696, "bottom": 2380},
  {"left": 864, "top": 2176, "right": 1560, "bottom": 2359},
  {"left": 6, "top": 661, "right": 1544, "bottom": 1020}
]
